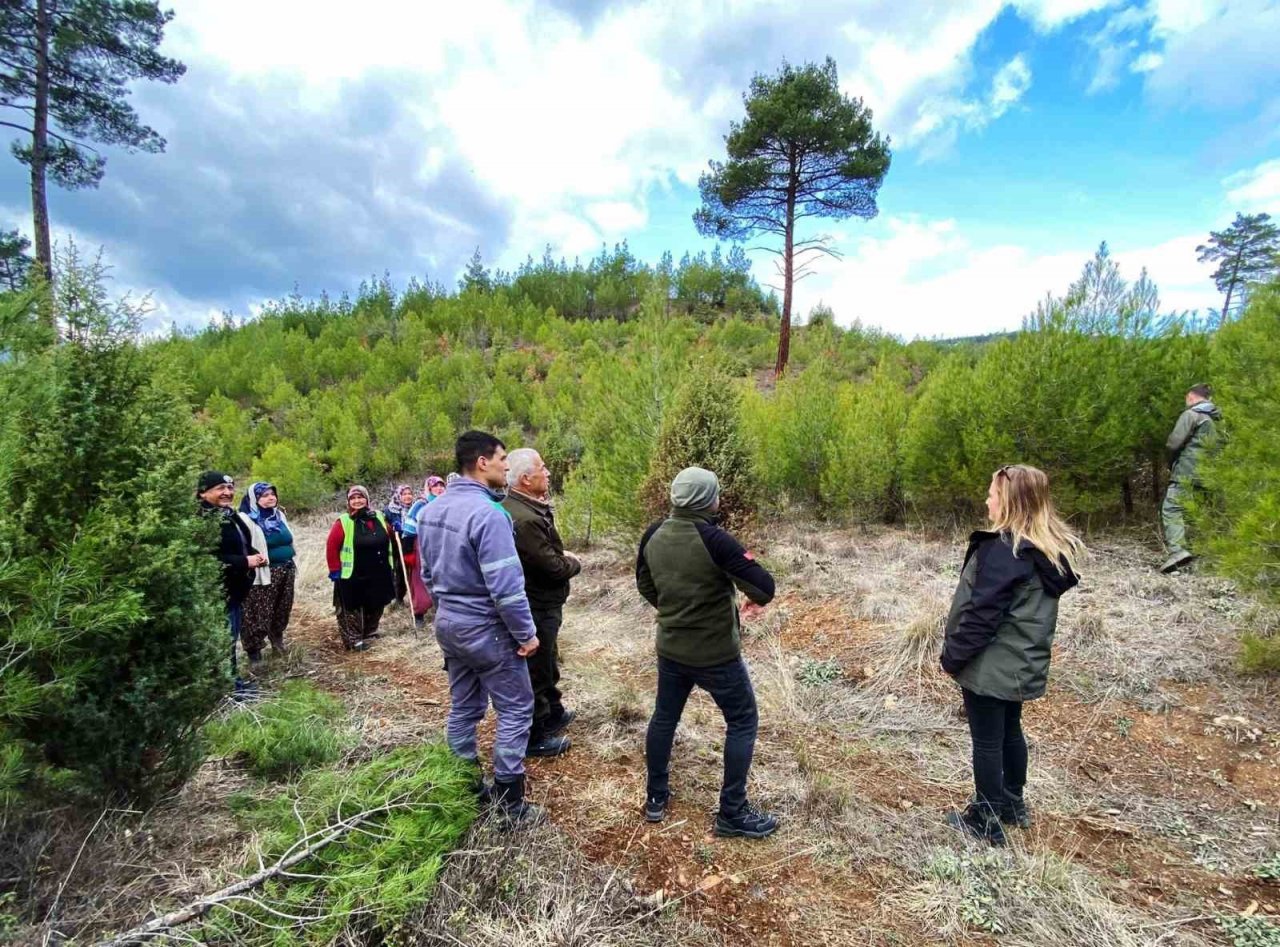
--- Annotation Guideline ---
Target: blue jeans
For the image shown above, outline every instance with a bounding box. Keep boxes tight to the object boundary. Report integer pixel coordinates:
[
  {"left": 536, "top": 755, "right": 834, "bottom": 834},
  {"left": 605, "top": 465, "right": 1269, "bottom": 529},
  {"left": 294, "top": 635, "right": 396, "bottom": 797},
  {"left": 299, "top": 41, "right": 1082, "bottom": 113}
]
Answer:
[
  {"left": 646, "top": 655, "right": 759, "bottom": 815},
  {"left": 435, "top": 618, "right": 534, "bottom": 781}
]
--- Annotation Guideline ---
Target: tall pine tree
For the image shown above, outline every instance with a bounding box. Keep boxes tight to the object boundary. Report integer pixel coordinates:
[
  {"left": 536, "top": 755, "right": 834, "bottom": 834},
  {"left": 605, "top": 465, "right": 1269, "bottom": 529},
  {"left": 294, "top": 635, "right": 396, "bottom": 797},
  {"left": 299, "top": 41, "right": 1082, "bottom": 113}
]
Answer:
[
  {"left": 694, "top": 57, "right": 890, "bottom": 376},
  {"left": 1196, "top": 212, "right": 1280, "bottom": 325},
  {"left": 0, "top": 0, "right": 185, "bottom": 279}
]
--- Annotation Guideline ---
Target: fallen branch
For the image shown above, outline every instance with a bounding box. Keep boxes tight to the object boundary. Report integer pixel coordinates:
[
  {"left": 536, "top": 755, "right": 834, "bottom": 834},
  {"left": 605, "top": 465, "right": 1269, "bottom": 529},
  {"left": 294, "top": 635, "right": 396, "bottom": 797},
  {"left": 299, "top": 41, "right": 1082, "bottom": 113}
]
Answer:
[{"left": 92, "top": 806, "right": 382, "bottom": 947}]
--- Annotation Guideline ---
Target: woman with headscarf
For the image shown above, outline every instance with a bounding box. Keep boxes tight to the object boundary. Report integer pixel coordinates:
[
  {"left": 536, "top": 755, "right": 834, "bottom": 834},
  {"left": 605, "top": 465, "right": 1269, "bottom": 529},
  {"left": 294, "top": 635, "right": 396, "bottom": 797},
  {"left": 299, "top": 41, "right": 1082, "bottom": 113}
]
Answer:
[
  {"left": 239, "top": 482, "right": 296, "bottom": 662},
  {"left": 384, "top": 483, "right": 416, "bottom": 607},
  {"left": 401, "top": 476, "right": 444, "bottom": 628},
  {"left": 325, "top": 485, "right": 398, "bottom": 652}
]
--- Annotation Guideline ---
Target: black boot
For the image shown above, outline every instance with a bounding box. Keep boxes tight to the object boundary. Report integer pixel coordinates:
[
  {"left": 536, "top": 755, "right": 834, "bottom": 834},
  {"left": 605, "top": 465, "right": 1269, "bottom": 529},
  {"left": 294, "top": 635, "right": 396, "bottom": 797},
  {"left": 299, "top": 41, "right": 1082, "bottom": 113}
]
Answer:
[
  {"left": 492, "top": 775, "right": 545, "bottom": 829},
  {"left": 945, "top": 802, "right": 1007, "bottom": 846},
  {"left": 999, "top": 790, "right": 1031, "bottom": 829},
  {"left": 545, "top": 708, "right": 577, "bottom": 737}
]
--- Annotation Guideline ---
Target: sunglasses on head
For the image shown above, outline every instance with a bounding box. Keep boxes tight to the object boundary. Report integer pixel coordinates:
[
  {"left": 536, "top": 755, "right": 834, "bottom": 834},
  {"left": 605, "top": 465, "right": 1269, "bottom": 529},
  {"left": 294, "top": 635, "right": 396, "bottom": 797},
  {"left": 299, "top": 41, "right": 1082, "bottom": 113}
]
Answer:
[{"left": 996, "top": 465, "right": 1020, "bottom": 479}]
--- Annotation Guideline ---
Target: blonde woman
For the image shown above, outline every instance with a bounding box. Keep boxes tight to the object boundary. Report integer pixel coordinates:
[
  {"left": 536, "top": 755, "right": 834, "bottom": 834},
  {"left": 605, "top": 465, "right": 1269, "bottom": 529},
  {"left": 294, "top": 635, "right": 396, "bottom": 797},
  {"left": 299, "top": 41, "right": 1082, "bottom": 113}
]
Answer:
[{"left": 940, "top": 464, "right": 1083, "bottom": 846}]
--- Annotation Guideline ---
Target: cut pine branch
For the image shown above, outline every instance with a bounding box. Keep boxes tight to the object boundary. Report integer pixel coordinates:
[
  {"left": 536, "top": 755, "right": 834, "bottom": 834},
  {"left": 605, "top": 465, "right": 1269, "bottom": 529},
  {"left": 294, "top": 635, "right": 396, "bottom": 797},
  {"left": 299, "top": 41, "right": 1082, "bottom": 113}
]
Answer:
[{"left": 92, "top": 806, "right": 385, "bottom": 947}]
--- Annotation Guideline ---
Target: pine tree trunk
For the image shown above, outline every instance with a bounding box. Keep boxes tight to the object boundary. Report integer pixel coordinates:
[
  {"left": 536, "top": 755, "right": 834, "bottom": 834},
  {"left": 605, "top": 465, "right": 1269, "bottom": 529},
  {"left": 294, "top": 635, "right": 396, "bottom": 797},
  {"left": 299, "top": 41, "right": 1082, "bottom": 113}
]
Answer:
[
  {"left": 1221, "top": 253, "right": 1241, "bottom": 326},
  {"left": 31, "top": 0, "right": 52, "bottom": 285},
  {"left": 775, "top": 172, "right": 796, "bottom": 378}
]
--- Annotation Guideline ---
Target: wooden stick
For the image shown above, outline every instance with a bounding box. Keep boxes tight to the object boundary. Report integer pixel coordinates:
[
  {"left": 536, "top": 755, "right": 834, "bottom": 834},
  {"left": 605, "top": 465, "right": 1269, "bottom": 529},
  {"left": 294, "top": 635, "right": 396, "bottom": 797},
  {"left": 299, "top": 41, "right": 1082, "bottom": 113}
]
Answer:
[{"left": 391, "top": 531, "right": 416, "bottom": 633}]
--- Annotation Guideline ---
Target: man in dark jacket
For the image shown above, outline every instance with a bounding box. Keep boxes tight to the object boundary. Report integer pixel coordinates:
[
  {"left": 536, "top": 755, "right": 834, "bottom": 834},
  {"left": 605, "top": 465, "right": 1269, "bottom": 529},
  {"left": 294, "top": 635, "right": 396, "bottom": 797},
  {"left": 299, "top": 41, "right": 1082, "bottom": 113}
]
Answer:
[
  {"left": 503, "top": 448, "right": 580, "bottom": 757},
  {"left": 1161, "top": 383, "right": 1223, "bottom": 573},
  {"left": 636, "top": 466, "right": 778, "bottom": 839},
  {"left": 197, "top": 470, "right": 266, "bottom": 694}
]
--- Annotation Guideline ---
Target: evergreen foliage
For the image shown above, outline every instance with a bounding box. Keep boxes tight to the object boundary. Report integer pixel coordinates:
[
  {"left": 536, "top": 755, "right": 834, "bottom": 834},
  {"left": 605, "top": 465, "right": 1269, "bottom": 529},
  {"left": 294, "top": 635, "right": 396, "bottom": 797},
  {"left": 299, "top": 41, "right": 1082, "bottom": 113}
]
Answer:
[
  {"left": 206, "top": 681, "right": 350, "bottom": 780},
  {"left": 639, "top": 368, "right": 760, "bottom": 530},
  {"left": 0, "top": 250, "right": 225, "bottom": 805},
  {"left": 210, "top": 742, "right": 476, "bottom": 946},
  {"left": 1196, "top": 213, "right": 1280, "bottom": 324},
  {"left": 154, "top": 245, "right": 1238, "bottom": 538},
  {"left": 1201, "top": 281, "right": 1280, "bottom": 604},
  {"left": 694, "top": 56, "right": 891, "bottom": 374}
]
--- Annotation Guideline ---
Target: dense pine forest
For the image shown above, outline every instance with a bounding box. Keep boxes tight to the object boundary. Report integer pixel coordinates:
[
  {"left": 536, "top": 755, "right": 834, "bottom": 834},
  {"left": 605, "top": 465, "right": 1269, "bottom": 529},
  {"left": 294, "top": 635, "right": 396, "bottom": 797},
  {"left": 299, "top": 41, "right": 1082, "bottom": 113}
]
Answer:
[{"left": 154, "top": 244, "right": 1277, "bottom": 590}]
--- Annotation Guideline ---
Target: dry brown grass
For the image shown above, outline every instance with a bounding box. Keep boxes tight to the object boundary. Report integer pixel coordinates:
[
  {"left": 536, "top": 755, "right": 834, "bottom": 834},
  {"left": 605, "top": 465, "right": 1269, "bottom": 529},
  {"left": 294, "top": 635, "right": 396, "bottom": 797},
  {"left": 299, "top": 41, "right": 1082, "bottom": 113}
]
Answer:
[{"left": 8, "top": 516, "right": 1278, "bottom": 947}]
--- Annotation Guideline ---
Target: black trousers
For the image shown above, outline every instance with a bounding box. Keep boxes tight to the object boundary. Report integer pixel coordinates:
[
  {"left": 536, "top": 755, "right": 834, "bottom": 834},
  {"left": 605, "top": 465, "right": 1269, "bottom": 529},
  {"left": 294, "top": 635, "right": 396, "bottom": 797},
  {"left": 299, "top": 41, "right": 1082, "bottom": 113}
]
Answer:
[
  {"left": 962, "top": 688, "right": 1028, "bottom": 813},
  {"left": 646, "top": 655, "right": 758, "bottom": 816},
  {"left": 527, "top": 605, "right": 564, "bottom": 739}
]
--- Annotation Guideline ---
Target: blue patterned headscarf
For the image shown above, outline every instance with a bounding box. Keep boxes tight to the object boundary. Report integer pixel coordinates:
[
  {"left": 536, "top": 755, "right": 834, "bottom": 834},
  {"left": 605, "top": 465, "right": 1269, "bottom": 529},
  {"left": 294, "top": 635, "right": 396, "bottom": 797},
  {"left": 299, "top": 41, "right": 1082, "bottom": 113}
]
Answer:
[{"left": 239, "top": 481, "right": 288, "bottom": 534}]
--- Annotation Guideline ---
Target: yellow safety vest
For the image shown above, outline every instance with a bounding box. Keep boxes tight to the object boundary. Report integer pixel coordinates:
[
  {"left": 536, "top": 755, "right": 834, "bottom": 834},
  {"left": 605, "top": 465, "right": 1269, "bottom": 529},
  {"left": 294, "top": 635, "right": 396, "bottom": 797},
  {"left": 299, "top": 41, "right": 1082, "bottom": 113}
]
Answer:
[{"left": 338, "top": 511, "right": 390, "bottom": 579}]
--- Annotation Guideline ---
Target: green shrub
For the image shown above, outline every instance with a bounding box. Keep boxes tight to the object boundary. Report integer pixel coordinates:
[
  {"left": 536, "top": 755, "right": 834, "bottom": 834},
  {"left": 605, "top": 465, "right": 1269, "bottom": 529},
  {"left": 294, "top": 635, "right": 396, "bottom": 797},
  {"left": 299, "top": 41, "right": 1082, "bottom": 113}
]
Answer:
[
  {"left": 0, "top": 253, "right": 228, "bottom": 805},
  {"left": 250, "top": 438, "right": 334, "bottom": 511},
  {"left": 743, "top": 359, "right": 840, "bottom": 503},
  {"left": 822, "top": 359, "right": 911, "bottom": 522},
  {"left": 205, "top": 743, "right": 476, "bottom": 946},
  {"left": 1202, "top": 282, "right": 1280, "bottom": 604},
  {"left": 638, "top": 367, "right": 760, "bottom": 530},
  {"left": 206, "top": 681, "right": 350, "bottom": 779},
  {"left": 1240, "top": 634, "right": 1280, "bottom": 674}
]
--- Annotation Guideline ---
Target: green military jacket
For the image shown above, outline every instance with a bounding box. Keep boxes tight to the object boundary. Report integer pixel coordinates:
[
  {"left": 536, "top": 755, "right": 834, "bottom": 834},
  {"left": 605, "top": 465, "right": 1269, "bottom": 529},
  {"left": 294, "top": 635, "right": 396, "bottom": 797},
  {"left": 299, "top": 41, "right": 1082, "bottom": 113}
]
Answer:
[{"left": 1167, "top": 401, "right": 1222, "bottom": 483}]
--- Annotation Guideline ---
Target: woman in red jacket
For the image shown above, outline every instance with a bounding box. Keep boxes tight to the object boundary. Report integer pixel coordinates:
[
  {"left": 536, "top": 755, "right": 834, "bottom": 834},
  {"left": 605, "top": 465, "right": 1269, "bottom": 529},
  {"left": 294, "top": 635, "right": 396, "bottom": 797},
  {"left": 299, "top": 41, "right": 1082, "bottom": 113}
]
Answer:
[{"left": 326, "top": 485, "right": 398, "bottom": 651}]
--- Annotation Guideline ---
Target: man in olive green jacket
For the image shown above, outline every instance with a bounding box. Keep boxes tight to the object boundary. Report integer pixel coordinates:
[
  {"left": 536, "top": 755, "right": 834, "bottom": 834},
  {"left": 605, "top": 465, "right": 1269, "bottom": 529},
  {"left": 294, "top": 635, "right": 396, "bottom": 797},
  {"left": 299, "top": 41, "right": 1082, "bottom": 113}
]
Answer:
[
  {"left": 636, "top": 467, "right": 778, "bottom": 839},
  {"left": 1161, "top": 383, "right": 1222, "bottom": 573},
  {"left": 504, "top": 448, "right": 581, "bottom": 757}
]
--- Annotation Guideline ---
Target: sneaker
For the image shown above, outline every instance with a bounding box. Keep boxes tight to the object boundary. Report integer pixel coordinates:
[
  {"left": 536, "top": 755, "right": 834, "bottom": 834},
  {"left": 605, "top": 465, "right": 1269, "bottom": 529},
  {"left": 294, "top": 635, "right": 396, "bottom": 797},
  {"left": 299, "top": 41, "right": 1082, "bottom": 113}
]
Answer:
[
  {"left": 1160, "top": 551, "right": 1194, "bottom": 574},
  {"left": 644, "top": 794, "right": 667, "bottom": 823},
  {"left": 526, "top": 734, "right": 571, "bottom": 758},
  {"left": 999, "top": 793, "right": 1031, "bottom": 829},
  {"left": 945, "top": 804, "right": 1007, "bottom": 847},
  {"left": 352, "top": 640, "right": 371, "bottom": 653},
  {"left": 714, "top": 802, "right": 779, "bottom": 839},
  {"left": 545, "top": 708, "right": 577, "bottom": 737}
]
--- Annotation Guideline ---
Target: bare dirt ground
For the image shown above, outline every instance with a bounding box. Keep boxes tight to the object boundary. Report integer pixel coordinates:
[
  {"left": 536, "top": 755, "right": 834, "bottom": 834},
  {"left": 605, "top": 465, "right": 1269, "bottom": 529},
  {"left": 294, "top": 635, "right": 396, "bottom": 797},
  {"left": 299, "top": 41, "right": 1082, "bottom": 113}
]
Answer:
[{"left": 11, "top": 516, "right": 1280, "bottom": 946}]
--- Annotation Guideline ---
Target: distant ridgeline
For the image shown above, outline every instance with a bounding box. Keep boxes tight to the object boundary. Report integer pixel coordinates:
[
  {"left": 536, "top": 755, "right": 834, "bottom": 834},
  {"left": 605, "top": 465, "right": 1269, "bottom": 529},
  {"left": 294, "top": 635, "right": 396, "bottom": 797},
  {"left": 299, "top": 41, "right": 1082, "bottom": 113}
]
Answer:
[{"left": 154, "top": 245, "right": 1276, "bottom": 571}]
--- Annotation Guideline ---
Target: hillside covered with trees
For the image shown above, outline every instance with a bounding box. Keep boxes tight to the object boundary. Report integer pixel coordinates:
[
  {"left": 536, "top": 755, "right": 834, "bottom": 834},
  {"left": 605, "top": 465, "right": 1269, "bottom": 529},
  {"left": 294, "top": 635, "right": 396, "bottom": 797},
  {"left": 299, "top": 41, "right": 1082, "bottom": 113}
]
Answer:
[{"left": 146, "top": 243, "right": 1277, "bottom": 601}]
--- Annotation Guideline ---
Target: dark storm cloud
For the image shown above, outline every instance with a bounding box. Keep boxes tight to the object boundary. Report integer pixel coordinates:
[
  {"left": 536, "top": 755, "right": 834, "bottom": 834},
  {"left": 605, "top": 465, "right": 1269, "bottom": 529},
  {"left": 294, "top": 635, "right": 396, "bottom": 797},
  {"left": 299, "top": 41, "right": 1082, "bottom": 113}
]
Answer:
[{"left": 0, "top": 62, "right": 511, "bottom": 321}]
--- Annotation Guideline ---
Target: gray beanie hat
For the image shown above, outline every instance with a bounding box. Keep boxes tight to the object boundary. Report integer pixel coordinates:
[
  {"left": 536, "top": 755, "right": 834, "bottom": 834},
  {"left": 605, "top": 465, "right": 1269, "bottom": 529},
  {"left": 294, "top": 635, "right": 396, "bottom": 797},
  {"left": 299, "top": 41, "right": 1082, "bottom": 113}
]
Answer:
[{"left": 670, "top": 467, "right": 720, "bottom": 511}]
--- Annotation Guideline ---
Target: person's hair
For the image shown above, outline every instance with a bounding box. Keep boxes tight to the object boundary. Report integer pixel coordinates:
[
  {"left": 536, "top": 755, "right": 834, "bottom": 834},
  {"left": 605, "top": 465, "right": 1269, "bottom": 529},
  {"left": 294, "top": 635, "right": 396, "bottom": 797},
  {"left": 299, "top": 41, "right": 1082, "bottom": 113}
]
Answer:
[
  {"left": 455, "top": 430, "right": 505, "bottom": 473},
  {"left": 990, "top": 465, "right": 1085, "bottom": 575},
  {"left": 1187, "top": 383, "right": 1213, "bottom": 399},
  {"left": 506, "top": 448, "right": 540, "bottom": 488}
]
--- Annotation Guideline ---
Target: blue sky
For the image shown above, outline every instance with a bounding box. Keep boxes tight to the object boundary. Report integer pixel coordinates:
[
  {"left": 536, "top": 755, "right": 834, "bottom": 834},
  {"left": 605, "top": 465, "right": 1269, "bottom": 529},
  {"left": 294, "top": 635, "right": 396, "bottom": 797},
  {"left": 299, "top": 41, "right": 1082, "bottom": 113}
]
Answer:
[{"left": 1, "top": 0, "right": 1277, "bottom": 337}]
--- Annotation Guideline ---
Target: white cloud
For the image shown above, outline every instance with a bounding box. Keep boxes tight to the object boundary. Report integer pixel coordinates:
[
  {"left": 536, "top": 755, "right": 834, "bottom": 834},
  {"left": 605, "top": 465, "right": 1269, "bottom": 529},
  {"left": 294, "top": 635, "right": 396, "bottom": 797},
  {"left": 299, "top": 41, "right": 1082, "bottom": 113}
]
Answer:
[
  {"left": 990, "top": 55, "right": 1034, "bottom": 112},
  {"left": 907, "top": 54, "right": 1033, "bottom": 157},
  {"left": 789, "top": 216, "right": 1219, "bottom": 338},
  {"left": 1014, "top": 0, "right": 1123, "bottom": 30},
  {"left": 1224, "top": 159, "right": 1280, "bottom": 210},
  {"left": 1138, "top": 0, "right": 1279, "bottom": 108},
  {"left": 158, "top": 0, "right": 1088, "bottom": 271}
]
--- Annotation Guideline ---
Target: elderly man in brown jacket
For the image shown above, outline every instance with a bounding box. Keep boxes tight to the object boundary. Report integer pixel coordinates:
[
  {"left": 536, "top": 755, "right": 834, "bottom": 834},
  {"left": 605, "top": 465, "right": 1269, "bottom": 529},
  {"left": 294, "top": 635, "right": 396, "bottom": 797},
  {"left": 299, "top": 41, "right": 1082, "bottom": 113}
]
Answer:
[{"left": 503, "top": 448, "right": 582, "bottom": 757}]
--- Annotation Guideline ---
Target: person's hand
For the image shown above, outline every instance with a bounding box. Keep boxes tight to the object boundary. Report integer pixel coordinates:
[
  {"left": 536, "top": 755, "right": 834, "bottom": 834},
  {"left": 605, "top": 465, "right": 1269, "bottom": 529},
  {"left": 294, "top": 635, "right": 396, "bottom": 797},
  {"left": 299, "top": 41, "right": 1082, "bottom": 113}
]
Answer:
[
  {"left": 517, "top": 635, "right": 540, "bottom": 657},
  {"left": 740, "top": 602, "right": 765, "bottom": 622},
  {"left": 249, "top": 553, "right": 268, "bottom": 568},
  {"left": 565, "top": 551, "right": 581, "bottom": 569},
  {"left": 328, "top": 570, "right": 341, "bottom": 582}
]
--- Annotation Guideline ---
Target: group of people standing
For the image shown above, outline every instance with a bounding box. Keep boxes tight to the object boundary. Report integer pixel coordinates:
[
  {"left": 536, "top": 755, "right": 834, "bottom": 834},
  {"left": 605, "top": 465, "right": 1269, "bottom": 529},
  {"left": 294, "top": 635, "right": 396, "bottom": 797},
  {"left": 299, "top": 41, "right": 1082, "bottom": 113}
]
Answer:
[
  {"left": 196, "top": 473, "right": 298, "bottom": 694},
  {"left": 194, "top": 381, "right": 1216, "bottom": 842}
]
